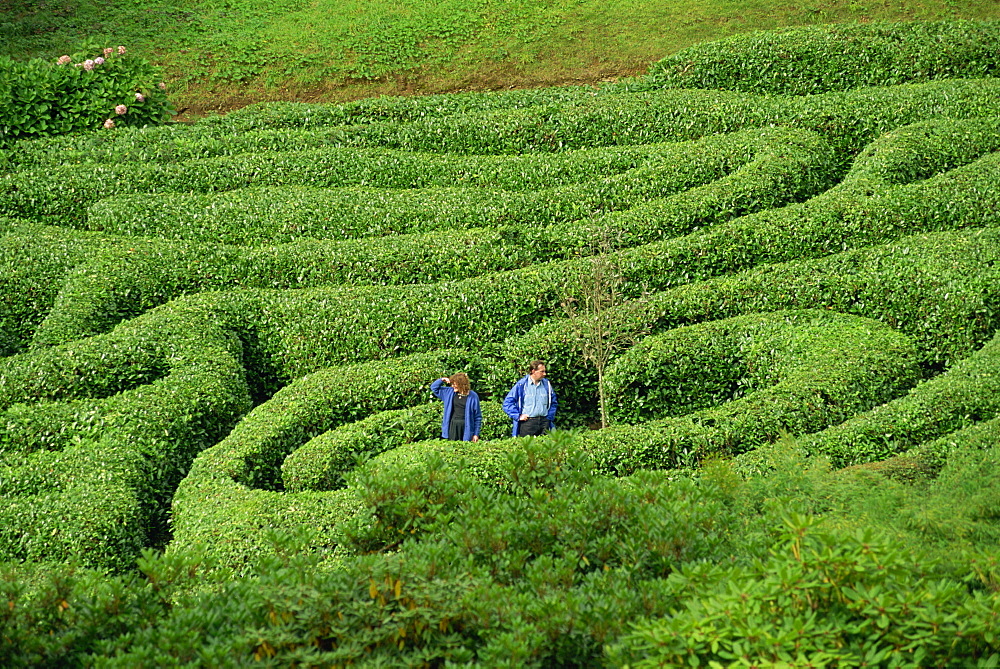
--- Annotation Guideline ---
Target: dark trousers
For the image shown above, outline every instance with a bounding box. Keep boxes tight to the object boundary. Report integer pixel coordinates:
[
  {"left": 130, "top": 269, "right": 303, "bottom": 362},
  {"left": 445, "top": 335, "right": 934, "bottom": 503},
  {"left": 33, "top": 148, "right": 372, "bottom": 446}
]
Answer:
[{"left": 518, "top": 416, "right": 548, "bottom": 437}]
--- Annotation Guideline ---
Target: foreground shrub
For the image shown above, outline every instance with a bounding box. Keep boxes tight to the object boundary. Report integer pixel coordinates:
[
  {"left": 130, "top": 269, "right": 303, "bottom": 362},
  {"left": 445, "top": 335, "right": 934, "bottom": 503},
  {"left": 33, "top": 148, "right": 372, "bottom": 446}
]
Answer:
[
  {"left": 606, "top": 520, "right": 1000, "bottom": 667},
  {"left": 4, "top": 438, "right": 1000, "bottom": 667}
]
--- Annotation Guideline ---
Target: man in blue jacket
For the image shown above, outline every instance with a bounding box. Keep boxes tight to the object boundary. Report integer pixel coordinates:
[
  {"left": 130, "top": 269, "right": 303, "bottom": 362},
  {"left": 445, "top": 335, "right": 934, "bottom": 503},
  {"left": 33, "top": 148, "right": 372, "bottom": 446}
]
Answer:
[{"left": 502, "top": 360, "right": 557, "bottom": 437}]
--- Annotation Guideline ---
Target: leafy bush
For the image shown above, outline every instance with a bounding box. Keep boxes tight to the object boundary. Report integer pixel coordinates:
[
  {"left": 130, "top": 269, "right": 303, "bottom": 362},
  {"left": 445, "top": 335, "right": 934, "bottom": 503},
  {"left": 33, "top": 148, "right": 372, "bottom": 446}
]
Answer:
[
  {"left": 0, "top": 44, "right": 172, "bottom": 146},
  {"left": 607, "top": 520, "right": 1000, "bottom": 667},
  {"left": 5, "top": 437, "right": 1000, "bottom": 667}
]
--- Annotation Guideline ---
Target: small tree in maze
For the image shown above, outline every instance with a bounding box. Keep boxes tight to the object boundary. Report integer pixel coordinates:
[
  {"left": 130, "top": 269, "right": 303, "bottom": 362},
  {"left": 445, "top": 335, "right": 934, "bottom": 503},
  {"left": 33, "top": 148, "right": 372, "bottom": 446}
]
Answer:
[{"left": 561, "top": 233, "right": 648, "bottom": 429}]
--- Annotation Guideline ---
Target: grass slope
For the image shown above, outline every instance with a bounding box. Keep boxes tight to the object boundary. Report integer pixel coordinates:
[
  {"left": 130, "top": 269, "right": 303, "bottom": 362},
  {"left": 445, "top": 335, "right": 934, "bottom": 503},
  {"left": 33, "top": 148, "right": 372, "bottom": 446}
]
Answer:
[{"left": 3, "top": 0, "right": 1000, "bottom": 113}]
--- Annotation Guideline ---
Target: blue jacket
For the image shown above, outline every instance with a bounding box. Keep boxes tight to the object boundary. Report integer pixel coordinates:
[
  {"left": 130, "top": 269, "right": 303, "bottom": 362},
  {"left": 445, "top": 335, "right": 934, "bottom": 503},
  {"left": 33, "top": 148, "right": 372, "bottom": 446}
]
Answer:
[
  {"left": 430, "top": 379, "right": 482, "bottom": 441},
  {"left": 502, "top": 376, "right": 557, "bottom": 436}
]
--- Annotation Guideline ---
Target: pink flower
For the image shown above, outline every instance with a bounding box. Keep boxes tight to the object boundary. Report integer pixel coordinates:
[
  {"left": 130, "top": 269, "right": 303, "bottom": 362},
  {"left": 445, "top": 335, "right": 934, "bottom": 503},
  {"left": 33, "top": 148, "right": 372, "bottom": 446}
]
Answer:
[
  {"left": 94, "top": 57, "right": 105, "bottom": 65},
  {"left": 57, "top": 55, "right": 71, "bottom": 65},
  {"left": 158, "top": 82, "right": 166, "bottom": 90},
  {"left": 115, "top": 105, "right": 127, "bottom": 115},
  {"left": 103, "top": 47, "right": 114, "bottom": 57},
  {"left": 117, "top": 45, "right": 126, "bottom": 55},
  {"left": 135, "top": 92, "right": 145, "bottom": 102},
  {"left": 103, "top": 119, "right": 115, "bottom": 129},
  {"left": 82, "top": 59, "right": 95, "bottom": 71}
]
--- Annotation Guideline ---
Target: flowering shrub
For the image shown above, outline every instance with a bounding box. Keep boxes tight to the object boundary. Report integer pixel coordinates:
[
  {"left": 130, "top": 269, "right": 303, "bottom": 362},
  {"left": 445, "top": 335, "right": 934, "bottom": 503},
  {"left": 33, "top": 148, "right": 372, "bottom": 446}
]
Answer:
[{"left": 0, "top": 43, "right": 173, "bottom": 145}]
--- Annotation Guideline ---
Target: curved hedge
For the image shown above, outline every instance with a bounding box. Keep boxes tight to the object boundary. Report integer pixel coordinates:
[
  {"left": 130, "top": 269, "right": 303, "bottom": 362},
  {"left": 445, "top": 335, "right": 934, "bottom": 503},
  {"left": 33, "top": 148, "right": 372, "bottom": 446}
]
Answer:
[
  {"left": 24, "top": 126, "right": 838, "bottom": 347},
  {"left": 282, "top": 401, "right": 511, "bottom": 493},
  {"left": 0, "top": 307, "right": 250, "bottom": 570},
  {"left": 798, "top": 329, "right": 1000, "bottom": 467},
  {"left": 4, "top": 77, "right": 1000, "bottom": 227},
  {"left": 338, "top": 312, "right": 917, "bottom": 481},
  {"left": 1, "top": 86, "right": 601, "bottom": 170},
  {"left": 502, "top": 227, "right": 1000, "bottom": 426},
  {"left": 641, "top": 20, "right": 1000, "bottom": 95},
  {"left": 168, "top": 349, "right": 498, "bottom": 573},
  {"left": 603, "top": 310, "right": 921, "bottom": 427},
  {"left": 0, "top": 138, "right": 690, "bottom": 228},
  {"left": 85, "top": 125, "right": 826, "bottom": 245},
  {"left": 0, "top": 223, "right": 110, "bottom": 356},
  {"left": 26, "top": 115, "right": 1000, "bottom": 351}
]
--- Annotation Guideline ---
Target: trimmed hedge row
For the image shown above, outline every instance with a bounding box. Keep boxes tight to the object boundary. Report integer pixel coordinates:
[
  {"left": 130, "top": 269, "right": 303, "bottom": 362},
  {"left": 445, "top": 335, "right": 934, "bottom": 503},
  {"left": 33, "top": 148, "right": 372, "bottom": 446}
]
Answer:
[
  {"left": 169, "top": 349, "right": 496, "bottom": 574},
  {"left": 282, "top": 401, "right": 511, "bottom": 493},
  {"left": 0, "top": 137, "right": 686, "bottom": 227},
  {"left": 25, "top": 126, "right": 837, "bottom": 347},
  {"left": 85, "top": 125, "right": 821, "bottom": 245},
  {"left": 640, "top": 20, "right": 1000, "bottom": 96},
  {"left": 638, "top": 227, "right": 1000, "bottom": 368},
  {"left": 341, "top": 312, "right": 918, "bottom": 482},
  {"left": 4, "top": 77, "right": 1000, "bottom": 228},
  {"left": 502, "top": 227, "right": 1000, "bottom": 427},
  {"left": 603, "top": 310, "right": 920, "bottom": 427},
  {"left": 331, "top": 78, "right": 1000, "bottom": 157},
  {"left": 3, "top": 86, "right": 601, "bottom": 170},
  {"left": 27, "top": 114, "right": 996, "bottom": 350},
  {"left": 0, "top": 222, "right": 111, "bottom": 356},
  {"left": 0, "top": 307, "right": 251, "bottom": 570},
  {"left": 607, "top": 119, "right": 1000, "bottom": 294},
  {"left": 51, "top": 195, "right": 981, "bottom": 475},
  {"left": 797, "top": 329, "right": 1000, "bottom": 467}
]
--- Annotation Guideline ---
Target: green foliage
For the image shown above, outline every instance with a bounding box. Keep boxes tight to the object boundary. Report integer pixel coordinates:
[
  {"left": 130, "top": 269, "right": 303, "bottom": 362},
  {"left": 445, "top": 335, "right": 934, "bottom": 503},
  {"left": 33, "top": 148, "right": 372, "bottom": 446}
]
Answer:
[
  {"left": 3, "top": 21, "right": 1000, "bottom": 663},
  {"left": 0, "top": 44, "right": 172, "bottom": 145},
  {"left": 5, "top": 437, "right": 1000, "bottom": 666},
  {"left": 605, "top": 310, "right": 920, "bottom": 428},
  {"left": 0, "top": 307, "right": 251, "bottom": 569},
  {"left": 801, "top": 329, "right": 1000, "bottom": 466},
  {"left": 643, "top": 20, "right": 1000, "bottom": 95},
  {"left": 607, "top": 519, "right": 1000, "bottom": 667},
  {"left": 168, "top": 349, "right": 495, "bottom": 573},
  {"left": 282, "top": 401, "right": 512, "bottom": 493}
]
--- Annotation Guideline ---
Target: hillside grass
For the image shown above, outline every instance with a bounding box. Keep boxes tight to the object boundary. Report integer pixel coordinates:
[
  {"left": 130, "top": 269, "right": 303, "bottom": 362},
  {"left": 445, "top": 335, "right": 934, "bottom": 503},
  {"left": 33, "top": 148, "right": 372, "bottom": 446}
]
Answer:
[{"left": 3, "top": 0, "right": 1000, "bottom": 114}]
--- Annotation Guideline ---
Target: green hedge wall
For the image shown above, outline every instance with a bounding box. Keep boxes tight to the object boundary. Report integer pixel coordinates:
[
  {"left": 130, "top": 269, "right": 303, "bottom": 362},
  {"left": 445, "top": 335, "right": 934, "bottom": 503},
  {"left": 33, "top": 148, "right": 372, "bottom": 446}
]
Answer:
[
  {"left": 0, "top": 223, "right": 110, "bottom": 356},
  {"left": 502, "top": 227, "right": 1000, "bottom": 427},
  {"left": 798, "top": 329, "right": 1000, "bottom": 467},
  {"left": 1, "top": 86, "right": 600, "bottom": 170},
  {"left": 3, "top": 78, "right": 1000, "bottom": 227},
  {"left": 0, "top": 308, "right": 250, "bottom": 569},
  {"left": 168, "top": 349, "right": 499, "bottom": 573},
  {"left": 641, "top": 20, "right": 1000, "bottom": 96},
  {"left": 603, "top": 310, "right": 920, "bottom": 427},
  {"left": 282, "top": 401, "right": 511, "bottom": 493},
  {"left": 635, "top": 227, "right": 1000, "bottom": 369},
  {"left": 24, "top": 126, "right": 838, "bottom": 347},
  {"left": 84, "top": 125, "right": 824, "bottom": 245},
  {"left": 0, "top": 137, "right": 687, "bottom": 227},
  {"left": 349, "top": 309, "right": 919, "bottom": 479},
  {"left": 24, "top": 114, "right": 999, "bottom": 352}
]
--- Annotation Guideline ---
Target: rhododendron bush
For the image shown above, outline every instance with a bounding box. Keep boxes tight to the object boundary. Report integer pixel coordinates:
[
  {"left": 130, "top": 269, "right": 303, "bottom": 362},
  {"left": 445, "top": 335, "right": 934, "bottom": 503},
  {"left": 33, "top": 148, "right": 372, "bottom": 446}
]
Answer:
[{"left": 0, "top": 42, "right": 173, "bottom": 145}]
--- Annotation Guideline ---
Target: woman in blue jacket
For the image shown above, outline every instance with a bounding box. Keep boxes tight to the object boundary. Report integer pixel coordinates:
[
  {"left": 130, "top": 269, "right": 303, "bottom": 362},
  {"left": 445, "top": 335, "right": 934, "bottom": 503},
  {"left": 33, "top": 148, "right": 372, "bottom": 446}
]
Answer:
[{"left": 430, "top": 373, "right": 482, "bottom": 442}]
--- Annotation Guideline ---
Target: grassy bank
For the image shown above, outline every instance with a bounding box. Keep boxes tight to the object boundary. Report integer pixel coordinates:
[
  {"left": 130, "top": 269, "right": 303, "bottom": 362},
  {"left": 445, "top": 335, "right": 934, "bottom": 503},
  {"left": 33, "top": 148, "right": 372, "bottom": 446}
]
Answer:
[{"left": 3, "top": 0, "right": 1000, "bottom": 115}]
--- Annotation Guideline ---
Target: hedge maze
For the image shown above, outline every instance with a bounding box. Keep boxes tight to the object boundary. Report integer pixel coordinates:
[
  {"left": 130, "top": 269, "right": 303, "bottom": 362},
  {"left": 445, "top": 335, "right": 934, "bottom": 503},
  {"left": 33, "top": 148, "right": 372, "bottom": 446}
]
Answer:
[{"left": 2, "top": 22, "right": 1000, "bottom": 659}]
